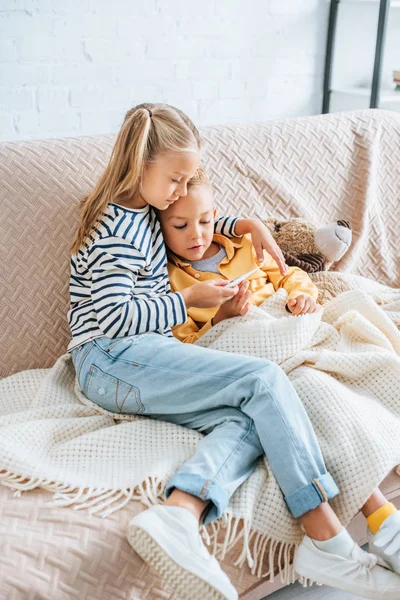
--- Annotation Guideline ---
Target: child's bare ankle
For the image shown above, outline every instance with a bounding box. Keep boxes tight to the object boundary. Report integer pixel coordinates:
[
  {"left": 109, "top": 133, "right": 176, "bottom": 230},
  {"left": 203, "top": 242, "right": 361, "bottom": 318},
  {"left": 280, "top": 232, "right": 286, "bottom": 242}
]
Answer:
[
  {"left": 300, "top": 502, "right": 343, "bottom": 540},
  {"left": 164, "top": 489, "right": 209, "bottom": 524}
]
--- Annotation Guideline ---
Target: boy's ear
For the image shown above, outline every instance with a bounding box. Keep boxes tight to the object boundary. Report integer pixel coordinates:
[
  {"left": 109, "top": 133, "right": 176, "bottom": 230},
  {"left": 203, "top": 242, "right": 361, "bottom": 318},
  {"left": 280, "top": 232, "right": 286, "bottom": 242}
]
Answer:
[{"left": 213, "top": 207, "right": 217, "bottom": 219}]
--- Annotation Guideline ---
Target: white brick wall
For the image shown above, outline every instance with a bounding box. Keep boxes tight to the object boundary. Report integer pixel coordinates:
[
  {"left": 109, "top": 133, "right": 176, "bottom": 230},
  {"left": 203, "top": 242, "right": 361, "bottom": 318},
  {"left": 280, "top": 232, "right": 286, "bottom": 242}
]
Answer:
[{"left": 0, "top": 0, "right": 329, "bottom": 142}]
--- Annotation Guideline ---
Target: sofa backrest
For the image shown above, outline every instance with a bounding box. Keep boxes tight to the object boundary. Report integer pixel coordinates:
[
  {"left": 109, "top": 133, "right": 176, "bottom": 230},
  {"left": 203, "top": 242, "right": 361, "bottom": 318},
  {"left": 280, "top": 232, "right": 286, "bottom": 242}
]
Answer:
[{"left": 2, "top": 109, "right": 399, "bottom": 377}]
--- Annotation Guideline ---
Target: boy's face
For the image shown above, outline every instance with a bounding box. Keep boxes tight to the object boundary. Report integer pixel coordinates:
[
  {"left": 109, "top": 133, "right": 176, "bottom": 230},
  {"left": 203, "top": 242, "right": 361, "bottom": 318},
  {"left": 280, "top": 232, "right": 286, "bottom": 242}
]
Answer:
[{"left": 159, "top": 183, "right": 216, "bottom": 261}]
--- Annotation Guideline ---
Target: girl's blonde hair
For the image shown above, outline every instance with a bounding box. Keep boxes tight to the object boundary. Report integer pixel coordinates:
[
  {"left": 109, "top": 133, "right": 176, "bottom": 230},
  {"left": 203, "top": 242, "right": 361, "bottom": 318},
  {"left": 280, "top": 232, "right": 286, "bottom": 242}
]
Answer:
[{"left": 70, "top": 102, "right": 201, "bottom": 255}]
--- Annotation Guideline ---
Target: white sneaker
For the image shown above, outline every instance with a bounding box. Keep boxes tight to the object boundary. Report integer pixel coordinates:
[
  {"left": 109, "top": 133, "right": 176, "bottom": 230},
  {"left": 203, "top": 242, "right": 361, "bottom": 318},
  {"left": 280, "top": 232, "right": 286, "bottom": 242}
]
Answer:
[
  {"left": 127, "top": 505, "right": 238, "bottom": 600},
  {"left": 294, "top": 534, "right": 400, "bottom": 599},
  {"left": 368, "top": 511, "right": 400, "bottom": 575}
]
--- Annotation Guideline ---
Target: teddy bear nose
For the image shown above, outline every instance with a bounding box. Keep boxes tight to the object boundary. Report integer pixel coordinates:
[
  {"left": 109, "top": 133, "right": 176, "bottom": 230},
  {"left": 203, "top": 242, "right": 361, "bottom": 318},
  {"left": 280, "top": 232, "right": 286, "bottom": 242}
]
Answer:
[{"left": 337, "top": 220, "right": 350, "bottom": 229}]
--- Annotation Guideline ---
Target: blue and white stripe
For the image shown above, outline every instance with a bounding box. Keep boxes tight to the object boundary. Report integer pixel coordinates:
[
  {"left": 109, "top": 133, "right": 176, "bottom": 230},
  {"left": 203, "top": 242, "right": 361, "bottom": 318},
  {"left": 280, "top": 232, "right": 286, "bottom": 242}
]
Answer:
[{"left": 67, "top": 202, "right": 238, "bottom": 352}]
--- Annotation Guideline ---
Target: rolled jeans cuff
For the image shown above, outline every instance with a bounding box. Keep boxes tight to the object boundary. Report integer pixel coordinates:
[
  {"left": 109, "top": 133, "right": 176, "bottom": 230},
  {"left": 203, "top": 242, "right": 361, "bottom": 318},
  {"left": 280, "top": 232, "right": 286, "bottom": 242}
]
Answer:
[
  {"left": 284, "top": 472, "right": 340, "bottom": 518},
  {"left": 165, "top": 473, "right": 229, "bottom": 525}
]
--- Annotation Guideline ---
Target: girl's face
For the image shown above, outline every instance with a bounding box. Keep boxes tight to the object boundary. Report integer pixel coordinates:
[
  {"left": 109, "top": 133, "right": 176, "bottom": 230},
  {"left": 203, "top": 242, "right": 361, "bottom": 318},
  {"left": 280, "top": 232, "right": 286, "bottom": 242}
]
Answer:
[{"left": 138, "top": 151, "right": 201, "bottom": 211}]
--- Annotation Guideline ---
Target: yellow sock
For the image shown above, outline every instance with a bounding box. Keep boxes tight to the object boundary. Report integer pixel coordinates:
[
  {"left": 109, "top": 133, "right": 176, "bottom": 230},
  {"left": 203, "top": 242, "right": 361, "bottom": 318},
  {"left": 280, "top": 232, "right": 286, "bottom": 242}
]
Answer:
[{"left": 367, "top": 502, "right": 397, "bottom": 535}]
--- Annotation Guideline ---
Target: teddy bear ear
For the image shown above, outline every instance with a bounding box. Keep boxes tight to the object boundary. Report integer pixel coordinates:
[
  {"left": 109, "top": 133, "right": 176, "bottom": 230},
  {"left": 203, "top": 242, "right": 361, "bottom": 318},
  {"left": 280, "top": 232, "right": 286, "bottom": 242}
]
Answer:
[
  {"left": 337, "top": 219, "right": 351, "bottom": 230},
  {"left": 274, "top": 222, "right": 281, "bottom": 233},
  {"left": 263, "top": 218, "right": 278, "bottom": 229},
  {"left": 283, "top": 251, "right": 326, "bottom": 273}
]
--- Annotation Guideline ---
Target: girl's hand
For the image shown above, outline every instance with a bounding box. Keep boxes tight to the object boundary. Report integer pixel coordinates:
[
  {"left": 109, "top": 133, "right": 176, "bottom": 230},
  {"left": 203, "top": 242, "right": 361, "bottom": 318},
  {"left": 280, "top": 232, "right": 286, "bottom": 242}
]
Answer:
[
  {"left": 287, "top": 294, "right": 322, "bottom": 316},
  {"left": 180, "top": 279, "right": 239, "bottom": 309},
  {"left": 235, "top": 219, "right": 287, "bottom": 276},
  {"left": 212, "top": 280, "right": 252, "bottom": 325}
]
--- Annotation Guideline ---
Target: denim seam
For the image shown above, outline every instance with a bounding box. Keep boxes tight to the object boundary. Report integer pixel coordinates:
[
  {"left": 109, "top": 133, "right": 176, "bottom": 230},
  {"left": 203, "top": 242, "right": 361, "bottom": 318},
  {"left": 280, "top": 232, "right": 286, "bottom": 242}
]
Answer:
[
  {"left": 253, "top": 373, "right": 314, "bottom": 485},
  {"left": 211, "top": 418, "right": 256, "bottom": 484},
  {"left": 285, "top": 475, "right": 336, "bottom": 503},
  {"left": 199, "top": 480, "right": 212, "bottom": 499},
  {"left": 76, "top": 342, "right": 94, "bottom": 382},
  {"left": 104, "top": 338, "right": 125, "bottom": 353},
  {"left": 313, "top": 478, "right": 329, "bottom": 502}
]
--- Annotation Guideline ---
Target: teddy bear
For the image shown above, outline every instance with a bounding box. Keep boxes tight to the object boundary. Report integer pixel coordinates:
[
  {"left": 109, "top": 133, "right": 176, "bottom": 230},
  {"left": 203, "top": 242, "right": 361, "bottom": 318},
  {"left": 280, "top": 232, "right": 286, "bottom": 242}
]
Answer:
[{"left": 263, "top": 217, "right": 353, "bottom": 304}]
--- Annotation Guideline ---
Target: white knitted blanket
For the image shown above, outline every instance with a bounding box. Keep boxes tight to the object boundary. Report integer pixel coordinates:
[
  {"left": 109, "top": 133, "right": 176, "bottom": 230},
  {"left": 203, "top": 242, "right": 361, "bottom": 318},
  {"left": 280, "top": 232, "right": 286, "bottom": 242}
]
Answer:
[{"left": 1, "top": 274, "right": 400, "bottom": 583}]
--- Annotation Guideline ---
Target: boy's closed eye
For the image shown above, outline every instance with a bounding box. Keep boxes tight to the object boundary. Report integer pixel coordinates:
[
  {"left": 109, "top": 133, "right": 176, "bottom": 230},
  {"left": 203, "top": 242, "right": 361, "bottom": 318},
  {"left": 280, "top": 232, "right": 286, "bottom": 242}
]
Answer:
[{"left": 174, "top": 221, "right": 211, "bottom": 230}]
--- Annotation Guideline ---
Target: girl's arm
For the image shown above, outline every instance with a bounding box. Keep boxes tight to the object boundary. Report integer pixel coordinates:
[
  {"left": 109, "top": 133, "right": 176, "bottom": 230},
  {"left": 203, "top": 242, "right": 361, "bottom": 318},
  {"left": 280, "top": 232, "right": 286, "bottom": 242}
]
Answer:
[
  {"left": 90, "top": 237, "right": 187, "bottom": 338},
  {"left": 213, "top": 215, "right": 238, "bottom": 238},
  {"left": 234, "top": 218, "right": 287, "bottom": 276},
  {"left": 214, "top": 215, "right": 287, "bottom": 276}
]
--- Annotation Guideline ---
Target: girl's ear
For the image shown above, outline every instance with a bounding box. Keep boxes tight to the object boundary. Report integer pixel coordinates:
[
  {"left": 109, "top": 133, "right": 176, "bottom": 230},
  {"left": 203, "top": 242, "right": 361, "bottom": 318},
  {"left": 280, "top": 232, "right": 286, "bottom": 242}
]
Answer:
[{"left": 213, "top": 207, "right": 217, "bottom": 219}]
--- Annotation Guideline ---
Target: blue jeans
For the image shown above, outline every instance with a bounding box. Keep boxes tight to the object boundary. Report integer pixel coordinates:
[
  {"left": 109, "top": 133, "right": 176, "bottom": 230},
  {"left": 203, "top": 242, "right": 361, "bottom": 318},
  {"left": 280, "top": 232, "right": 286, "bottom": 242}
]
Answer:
[{"left": 71, "top": 333, "right": 339, "bottom": 525}]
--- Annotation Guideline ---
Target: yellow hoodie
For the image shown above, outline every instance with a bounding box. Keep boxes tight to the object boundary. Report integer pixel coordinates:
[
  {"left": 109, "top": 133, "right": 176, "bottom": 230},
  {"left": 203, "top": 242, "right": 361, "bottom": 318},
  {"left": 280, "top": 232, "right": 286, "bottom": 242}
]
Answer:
[{"left": 167, "top": 233, "right": 318, "bottom": 344}]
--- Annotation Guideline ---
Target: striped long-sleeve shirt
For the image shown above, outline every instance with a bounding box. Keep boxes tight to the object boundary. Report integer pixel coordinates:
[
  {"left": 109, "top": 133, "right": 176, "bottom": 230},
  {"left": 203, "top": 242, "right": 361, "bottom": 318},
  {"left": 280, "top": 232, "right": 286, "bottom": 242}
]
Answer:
[{"left": 67, "top": 202, "right": 238, "bottom": 352}]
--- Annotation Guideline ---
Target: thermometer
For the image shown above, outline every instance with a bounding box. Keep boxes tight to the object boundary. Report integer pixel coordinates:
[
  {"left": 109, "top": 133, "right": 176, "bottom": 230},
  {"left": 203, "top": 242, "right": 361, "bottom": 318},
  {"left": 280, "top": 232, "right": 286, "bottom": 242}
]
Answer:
[{"left": 225, "top": 266, "right": 261, "bottom": 289}]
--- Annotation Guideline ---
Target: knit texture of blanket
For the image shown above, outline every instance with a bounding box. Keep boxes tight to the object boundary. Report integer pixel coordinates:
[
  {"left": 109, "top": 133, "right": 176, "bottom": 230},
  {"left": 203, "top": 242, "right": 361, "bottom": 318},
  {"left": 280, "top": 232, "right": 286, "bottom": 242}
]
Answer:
[{"left": 1, "top": 274, "right": 400, "bottom": 584}]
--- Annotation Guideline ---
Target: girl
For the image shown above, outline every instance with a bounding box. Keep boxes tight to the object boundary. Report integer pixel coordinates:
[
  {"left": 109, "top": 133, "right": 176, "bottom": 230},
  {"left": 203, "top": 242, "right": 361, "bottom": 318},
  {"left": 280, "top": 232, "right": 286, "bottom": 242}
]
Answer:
[{"left": 69, "top": 103, "right": 400, "bottom": 600}]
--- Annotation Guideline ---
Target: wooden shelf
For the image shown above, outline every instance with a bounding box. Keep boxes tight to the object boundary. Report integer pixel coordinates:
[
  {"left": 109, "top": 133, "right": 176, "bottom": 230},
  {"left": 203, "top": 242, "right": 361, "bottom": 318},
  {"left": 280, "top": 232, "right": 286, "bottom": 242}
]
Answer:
[
  {"left": 323, "top": 0, "right": 399, "bottom": 113},
  {"left": 333, "top": 86, "right": 400, "bottom": 102},
  {"left": 339, "top": 0, "right": 400, "bottom": 6}
]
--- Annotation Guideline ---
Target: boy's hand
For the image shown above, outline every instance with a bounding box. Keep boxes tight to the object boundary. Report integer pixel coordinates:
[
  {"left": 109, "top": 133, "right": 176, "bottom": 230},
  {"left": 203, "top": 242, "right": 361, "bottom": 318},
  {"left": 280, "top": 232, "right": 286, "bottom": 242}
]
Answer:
[
  {"left": 212, "top": 280, "right": 252, "bottom": 325},
  {"left": 287, "top": 294, "right": 322, "bottom": 316},
  {"left": 235, "top": 218, "right": 287, "bottom": 276}
]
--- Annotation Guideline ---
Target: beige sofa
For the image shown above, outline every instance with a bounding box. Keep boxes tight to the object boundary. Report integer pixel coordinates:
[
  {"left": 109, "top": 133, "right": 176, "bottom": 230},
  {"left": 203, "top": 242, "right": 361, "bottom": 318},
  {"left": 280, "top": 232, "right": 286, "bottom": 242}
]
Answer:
[{"left": 1, "top": 108, "right": 400, "bottom": 599}]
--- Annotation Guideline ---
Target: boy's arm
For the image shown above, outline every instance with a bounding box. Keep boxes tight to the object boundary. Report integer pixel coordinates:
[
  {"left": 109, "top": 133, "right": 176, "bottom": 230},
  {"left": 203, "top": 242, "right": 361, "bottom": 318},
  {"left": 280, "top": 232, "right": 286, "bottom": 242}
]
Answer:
[
  {"left": 260, "top": 251, "right": 319, "bottom": 305},
  {"left": 172, "top": 316, "right": 214, "bottom": 344}
]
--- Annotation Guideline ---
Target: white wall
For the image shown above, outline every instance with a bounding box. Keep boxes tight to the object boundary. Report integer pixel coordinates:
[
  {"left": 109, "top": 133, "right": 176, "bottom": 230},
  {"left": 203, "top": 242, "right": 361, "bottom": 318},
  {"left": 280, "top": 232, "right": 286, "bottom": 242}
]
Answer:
[{"left": 0, "top": 0, "right": 329, "bottom": 142}]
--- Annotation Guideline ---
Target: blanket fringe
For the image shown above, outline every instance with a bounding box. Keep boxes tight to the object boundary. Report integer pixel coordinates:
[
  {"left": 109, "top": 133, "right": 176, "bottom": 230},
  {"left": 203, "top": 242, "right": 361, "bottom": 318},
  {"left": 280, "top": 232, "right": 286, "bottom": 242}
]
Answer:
[
  {"left": 0, "top": 471, "right": 305, "bottom": 586},
  {"left": 298, "top": 576, "right": 321, "bottom": 588},
  {"left": 200, "top": 511, "right": 301, "bottom": 585}
]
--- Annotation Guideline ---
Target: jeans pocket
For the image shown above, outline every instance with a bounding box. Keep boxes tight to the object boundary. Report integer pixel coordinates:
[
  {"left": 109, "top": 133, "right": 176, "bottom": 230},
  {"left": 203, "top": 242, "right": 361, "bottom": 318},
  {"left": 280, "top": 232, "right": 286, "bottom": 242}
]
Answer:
[
  {"left": 84, "top": 364, "right": 144, "bottom": 415},
  {"left": 102, "top": 334, "right": 147, "bottom": 361}
]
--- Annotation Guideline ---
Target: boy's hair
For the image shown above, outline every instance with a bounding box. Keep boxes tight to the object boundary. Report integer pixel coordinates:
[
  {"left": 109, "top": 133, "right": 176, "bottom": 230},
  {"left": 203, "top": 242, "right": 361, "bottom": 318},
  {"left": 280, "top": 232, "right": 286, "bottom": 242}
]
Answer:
[
  {"left": 187, "top": 167, "right": 211, "bottom": 192},
  {"left": 70, "top": 102, "right": 201, "bottom": 255}
]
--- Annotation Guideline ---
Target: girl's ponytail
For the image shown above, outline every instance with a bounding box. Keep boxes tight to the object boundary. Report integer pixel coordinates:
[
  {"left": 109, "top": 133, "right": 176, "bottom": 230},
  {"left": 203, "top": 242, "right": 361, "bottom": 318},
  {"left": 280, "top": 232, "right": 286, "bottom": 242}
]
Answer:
[
  {"left": 112, "top": 107, "right": 152, "bottom": 199},
  {"left": 70, "top": 103, "right": 200, "bottom": 255}
]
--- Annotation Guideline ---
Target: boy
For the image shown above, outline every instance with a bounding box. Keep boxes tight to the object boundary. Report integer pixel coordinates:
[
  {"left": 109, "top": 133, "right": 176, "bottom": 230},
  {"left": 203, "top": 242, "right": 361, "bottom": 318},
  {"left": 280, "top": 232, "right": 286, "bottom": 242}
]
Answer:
[{"left": 158, "top": 167, "right": 321, "bottom": 344}]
